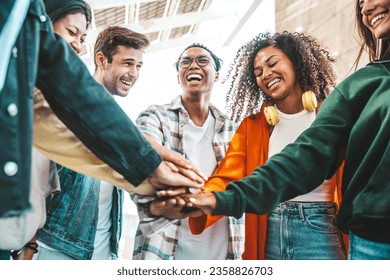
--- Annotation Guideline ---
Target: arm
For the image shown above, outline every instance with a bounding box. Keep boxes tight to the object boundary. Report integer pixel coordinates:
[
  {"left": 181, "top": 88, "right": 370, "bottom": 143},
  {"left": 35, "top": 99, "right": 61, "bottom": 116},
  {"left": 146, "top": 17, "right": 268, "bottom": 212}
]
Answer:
[
  {"left": 144, "top": 133, "right": 206, "bottom": 183},
  {"left": 133, "top": 105, "right": 201, "bottom": 235},
  {"left": 145, "top": 134, "right": 205, "bottom": 179},
  {"left": 211, "top": 91, "right": 352, "bottom": 218},
  {"left": 34, "top": 31, "right": 203, "bottom": 191},
  {"left": 36, "top": 26, "right": 160, "bottom": 186},
  {"left": 131, "top": 193, "right": 201, "bottom": 237},
  {"left": 33, "top": 89, "right": 157, "bottom": 195},
  {"left": 131, "top": 194, "right": 168, "bottom": 236},
  {"left": 34, "top": 89, "right": 204, "bottom": 194}
]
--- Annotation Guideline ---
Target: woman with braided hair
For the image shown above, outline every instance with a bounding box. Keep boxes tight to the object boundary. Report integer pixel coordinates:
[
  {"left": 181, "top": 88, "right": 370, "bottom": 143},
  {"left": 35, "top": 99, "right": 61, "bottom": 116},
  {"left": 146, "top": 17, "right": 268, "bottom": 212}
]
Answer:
[{"left": 187, "top": 31, "right": 347, "bottom": 260}]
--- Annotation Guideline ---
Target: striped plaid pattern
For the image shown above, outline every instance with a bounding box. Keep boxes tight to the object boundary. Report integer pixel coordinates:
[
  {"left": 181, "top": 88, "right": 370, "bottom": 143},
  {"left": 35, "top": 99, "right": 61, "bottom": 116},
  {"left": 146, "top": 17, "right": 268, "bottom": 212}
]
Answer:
[{"left": 132, "top": 95, "right": 244, "bottom": 260}]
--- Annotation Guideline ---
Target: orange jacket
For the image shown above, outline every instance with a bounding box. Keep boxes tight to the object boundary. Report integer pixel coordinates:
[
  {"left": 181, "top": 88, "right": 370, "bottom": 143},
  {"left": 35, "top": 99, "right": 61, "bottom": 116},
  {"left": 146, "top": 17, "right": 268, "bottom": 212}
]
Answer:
[{"left": 189, "top": 109, "right": 345, "bottom": 259}]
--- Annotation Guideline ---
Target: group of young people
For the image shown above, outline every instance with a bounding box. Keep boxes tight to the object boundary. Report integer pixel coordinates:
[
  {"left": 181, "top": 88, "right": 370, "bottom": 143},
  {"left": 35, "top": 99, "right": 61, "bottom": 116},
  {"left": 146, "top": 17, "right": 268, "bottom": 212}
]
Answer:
[
  {"left": 0, "top": 0, "right": 389, "bottom": 260},
  {"left": 0, "top": 0, "right": 203, "bottom": 260}
]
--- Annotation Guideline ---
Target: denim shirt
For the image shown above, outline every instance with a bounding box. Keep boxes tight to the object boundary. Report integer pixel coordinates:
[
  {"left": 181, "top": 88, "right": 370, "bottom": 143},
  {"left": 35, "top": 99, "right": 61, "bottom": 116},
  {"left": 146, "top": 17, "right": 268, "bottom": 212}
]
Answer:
[{"left": 37, "top": 167, "right": 124, "bottom": 260}]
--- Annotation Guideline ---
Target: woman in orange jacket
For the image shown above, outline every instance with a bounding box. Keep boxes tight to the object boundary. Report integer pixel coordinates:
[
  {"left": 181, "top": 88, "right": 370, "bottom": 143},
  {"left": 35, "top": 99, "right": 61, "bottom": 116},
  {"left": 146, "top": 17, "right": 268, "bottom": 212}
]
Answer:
[{"left": 189, "top": 32, "right": 347, "bottom": 260}]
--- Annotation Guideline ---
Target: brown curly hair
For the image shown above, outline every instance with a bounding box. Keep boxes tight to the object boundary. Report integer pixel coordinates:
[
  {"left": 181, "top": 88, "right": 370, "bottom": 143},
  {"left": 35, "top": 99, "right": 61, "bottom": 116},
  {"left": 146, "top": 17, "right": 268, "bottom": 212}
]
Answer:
[{"left": 225, "top": 32, "right": 337, "bottom": 122}]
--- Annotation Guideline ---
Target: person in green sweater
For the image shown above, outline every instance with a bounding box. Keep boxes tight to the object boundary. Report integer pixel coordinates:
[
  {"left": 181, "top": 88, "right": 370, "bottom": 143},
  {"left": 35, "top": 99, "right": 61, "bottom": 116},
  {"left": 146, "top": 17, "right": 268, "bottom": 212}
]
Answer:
[{"left": 183, "top": 0, "right": 390, "bottom": 260}]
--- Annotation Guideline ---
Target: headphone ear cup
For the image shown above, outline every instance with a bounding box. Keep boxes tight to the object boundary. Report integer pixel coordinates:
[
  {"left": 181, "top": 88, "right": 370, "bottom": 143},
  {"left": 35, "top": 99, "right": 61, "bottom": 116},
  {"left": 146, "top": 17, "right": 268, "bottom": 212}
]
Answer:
[
  {"left": 264, "top": 105, "right": 279, "bottom": 126},
  {"left": 302, "top": 91, "right": 317, "bottom": 112}
]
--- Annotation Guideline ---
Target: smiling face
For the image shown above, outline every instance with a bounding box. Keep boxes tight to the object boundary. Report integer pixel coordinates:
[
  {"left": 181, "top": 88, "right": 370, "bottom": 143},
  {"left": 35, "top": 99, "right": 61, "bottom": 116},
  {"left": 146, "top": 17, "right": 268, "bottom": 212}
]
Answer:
[
  {"left": 177, "top": 47, "right": 219, "bottom": 97},
  {"left": 52, "top": 12, "right": 87, "bottom": 54},
  {"left": 360, "top": 0, "right": 390, "bottom": 39},
  {"left": 253, "top": 46, "right": 303, "bottom": 109},
  {"left": 97, "top": 45, "right": 143, "bottom": 97}
]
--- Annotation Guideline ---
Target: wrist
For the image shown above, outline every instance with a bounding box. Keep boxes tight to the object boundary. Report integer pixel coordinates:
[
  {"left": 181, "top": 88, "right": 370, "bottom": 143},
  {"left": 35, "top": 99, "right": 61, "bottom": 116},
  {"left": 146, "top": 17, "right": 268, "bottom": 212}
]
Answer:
[
  {"left": 11, "top": 242, "right": 38, "bottom": 260},
  {"left": 143, "top": 201, "right": 160, "bottom": 218},
  {"left": 207, "top": 193, "right": 218, "bottom": 213}
]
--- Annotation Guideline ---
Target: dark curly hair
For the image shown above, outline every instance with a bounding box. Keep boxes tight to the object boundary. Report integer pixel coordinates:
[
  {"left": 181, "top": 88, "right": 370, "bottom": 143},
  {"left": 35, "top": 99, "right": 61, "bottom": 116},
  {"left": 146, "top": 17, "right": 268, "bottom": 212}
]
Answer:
[{"left": 225, "top": 32, "right": 336, "bottom": 122}]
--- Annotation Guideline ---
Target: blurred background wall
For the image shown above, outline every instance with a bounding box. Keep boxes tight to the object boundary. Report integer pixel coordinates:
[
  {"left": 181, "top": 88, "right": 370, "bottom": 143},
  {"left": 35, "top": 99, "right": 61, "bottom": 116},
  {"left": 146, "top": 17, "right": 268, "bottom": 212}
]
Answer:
[{"left": 276, "top": 0, "right": 368, "bottom": 82}]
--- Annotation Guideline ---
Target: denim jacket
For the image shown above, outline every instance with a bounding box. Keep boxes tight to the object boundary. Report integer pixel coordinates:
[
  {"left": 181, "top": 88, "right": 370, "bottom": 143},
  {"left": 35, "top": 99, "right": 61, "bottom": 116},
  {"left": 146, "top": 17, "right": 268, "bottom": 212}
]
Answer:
[
  {"left": 37, "top": 167, "right": 124, "bottom": 260},
  {"left": 0, "top": 0, "right": 160, "bottom": 217}
]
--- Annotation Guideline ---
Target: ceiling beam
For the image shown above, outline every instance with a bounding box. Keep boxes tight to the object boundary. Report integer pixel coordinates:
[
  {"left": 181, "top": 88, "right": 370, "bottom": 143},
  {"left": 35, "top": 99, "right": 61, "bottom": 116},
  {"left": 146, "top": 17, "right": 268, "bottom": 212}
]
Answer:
[
  {"left": 87, "top": 0, "right": 165, "bottom": 9},
  {"left": 223, "top": 0, "right": 264, "bottom": 46},
  {"left": 146, "top": 33, "right": 224, "bottom": 53},
  {"left": 86, "top": 8, "right": 237, "bottom": 43}
]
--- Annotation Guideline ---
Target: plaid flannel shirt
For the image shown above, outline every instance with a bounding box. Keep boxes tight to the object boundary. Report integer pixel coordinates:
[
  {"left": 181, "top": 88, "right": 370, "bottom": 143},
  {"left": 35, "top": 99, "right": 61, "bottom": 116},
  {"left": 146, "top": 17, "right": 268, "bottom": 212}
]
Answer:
[{"left": 132, "top": 95, "right": 244, "bottom": 260}]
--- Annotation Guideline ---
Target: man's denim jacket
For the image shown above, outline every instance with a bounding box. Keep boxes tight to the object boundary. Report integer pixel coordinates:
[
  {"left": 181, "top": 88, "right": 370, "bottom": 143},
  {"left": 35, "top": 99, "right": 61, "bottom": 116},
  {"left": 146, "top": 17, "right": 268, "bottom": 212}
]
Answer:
[{"left": 37, "top": 167, "right": 124, "bottom": 260}]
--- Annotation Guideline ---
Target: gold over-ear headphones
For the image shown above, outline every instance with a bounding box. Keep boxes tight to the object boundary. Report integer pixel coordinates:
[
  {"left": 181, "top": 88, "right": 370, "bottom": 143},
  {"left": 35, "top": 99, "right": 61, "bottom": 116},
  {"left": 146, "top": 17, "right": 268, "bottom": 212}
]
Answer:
[{"left": 263, "top": 91, "right": 317, "bottom": 126}]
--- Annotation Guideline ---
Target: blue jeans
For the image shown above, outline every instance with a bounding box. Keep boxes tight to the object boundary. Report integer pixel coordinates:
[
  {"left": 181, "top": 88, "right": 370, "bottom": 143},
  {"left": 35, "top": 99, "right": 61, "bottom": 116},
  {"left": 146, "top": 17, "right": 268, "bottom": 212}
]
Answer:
[
  {"left": 349, "top": 231, "right": 390, "bottom": 260},
  {"left": 265, "top": 201, "right": 346, "bottom": 260},
  {"left": 0, "top": 250, "right": 10, "bottom": 260}
]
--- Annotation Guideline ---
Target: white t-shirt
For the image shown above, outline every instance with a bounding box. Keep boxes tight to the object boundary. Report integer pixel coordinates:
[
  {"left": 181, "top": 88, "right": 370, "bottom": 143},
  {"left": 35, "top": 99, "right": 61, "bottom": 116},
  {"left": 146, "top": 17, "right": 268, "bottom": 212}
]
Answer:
[
  {"left": 91, "top": 180, "right": 113, "bottom": 259},
  {"left": 269, "top": 106, "right": 335, "bottom": 202},
  {"left": 175, "top": 111, "right": 229, "bottom": 260},
  {"left": 0, "top": 149, "right": 60, "bottom": 250},
  {"left": 38, "top": 180, "right": 114, "bottom": 260}
]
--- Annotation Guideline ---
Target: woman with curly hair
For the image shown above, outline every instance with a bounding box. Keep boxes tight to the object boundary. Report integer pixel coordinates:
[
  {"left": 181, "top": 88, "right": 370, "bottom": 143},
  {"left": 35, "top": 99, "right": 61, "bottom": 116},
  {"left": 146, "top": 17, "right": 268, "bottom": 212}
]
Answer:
[
  {"left": 189, "top": 0, "right": 390, "bottom": 260},
  {"left": 188, "top": 31, "right": 347, "bottom": 260}
]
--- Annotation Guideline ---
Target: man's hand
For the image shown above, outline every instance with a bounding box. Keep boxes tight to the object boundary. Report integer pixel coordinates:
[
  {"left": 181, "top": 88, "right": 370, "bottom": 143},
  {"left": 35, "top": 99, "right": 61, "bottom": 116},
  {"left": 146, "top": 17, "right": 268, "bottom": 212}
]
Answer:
[
  {"left": 149, "top": 197, "right": 203, "bottom": 219},
  {"left": 148, "top": 161, "right": 204, "bottom": 190},
  {"left": 181, "top": 192, "right": 217, "bottom": 215},
  {"left": 153, "top": 189, "right": 217, "bottom": 216},
  {"left": 156, "top": 186, "right": 202, "bottom": 197},
  {"left": 144, "top": 134, "right": 207, "bottom": 182}
]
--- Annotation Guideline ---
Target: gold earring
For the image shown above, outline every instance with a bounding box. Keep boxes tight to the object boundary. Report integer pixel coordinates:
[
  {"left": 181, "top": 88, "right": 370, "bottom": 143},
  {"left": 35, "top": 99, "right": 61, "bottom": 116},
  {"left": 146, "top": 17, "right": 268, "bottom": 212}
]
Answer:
[
  {"left": 302, "top": 91, "right": 317, "bottom": 112},
  {"left": 263, "top": 104, "right": 279, "bottom": 126}
]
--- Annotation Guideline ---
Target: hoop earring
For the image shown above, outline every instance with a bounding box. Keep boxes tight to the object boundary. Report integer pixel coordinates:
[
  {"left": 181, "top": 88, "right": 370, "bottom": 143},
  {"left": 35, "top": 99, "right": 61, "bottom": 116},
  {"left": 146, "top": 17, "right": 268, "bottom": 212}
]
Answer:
[
  {"left": 263, "top": 91, "right": 317, "bottom": 126},
  {"left": 263, "top": 104, "right": 279, "bottom": 126},
  {"left": 302, "top": 90, "right": 317, "bottom": 112}
]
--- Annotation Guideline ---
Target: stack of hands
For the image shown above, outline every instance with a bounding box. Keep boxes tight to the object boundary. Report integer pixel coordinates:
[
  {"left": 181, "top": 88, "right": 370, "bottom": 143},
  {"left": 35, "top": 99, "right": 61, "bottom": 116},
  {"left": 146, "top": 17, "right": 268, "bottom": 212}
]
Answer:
[{"left": 146, "top": 137, "right": 217, "bottom": 218}]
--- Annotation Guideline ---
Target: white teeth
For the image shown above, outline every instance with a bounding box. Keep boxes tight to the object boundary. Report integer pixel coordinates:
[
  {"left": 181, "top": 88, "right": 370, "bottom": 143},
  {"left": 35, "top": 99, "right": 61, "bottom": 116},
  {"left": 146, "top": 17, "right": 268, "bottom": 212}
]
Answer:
[
  {"left": 121, "top": 79, "right": 132, "bottom": 86},
  {"left": 187, "top": 74, "right": 202, "bottom": 81},
  {"left": 371, "top": 13, "right": 386, "bottom": 26},
  {"left": 267, "top": 78, "right": 280, "bottom": 88}
]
